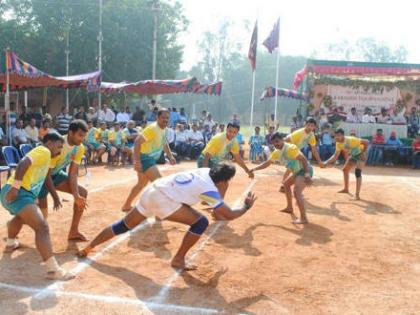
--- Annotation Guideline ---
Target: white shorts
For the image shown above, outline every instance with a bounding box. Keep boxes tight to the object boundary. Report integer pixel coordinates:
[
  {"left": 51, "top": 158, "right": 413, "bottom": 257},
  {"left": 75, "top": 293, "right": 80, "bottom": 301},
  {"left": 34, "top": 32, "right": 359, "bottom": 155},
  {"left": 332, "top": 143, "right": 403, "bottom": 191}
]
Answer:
[{"left": 135, "top": 185, "right": 182, "bottom": 220}]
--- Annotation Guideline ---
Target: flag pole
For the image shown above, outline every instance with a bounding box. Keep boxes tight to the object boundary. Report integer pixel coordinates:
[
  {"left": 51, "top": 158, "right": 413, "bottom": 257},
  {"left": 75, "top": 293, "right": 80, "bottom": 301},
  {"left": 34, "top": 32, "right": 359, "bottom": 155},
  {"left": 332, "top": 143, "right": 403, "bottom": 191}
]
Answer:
[
  {"left": 250, "top": 70, "right": 256, "bottom": 128},
  {"left": 5, "top": 48, "right": 11, "bottom": 145},
  {"left": 274, "top": 18, "right": 281, "bottom": 122}
]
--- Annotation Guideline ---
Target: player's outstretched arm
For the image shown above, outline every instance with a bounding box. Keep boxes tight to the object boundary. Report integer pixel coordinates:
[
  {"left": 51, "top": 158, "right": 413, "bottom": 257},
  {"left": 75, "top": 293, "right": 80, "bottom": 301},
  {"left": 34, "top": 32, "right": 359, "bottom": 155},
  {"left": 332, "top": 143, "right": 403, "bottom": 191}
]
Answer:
[
  {"left": 324, "top": 150, "right": 341, "bottom": 167},
  {"left": 213, "top": 192, "right": 257, "bottom": 221},
  {"left": 250, "top": 159, "right": 273, "bottom": 173},
  {"left": 233, "top": 154, "right": 253, "bottom": 178}
]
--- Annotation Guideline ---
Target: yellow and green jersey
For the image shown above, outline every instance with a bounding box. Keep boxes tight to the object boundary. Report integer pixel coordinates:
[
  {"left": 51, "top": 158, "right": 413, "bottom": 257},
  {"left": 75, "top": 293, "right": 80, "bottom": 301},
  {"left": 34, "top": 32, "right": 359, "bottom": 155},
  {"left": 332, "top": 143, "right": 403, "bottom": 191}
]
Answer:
[
  {"left": 108, "top": 129, "right": 126, "bottom": 147},
  {"left": 202, "top": 132, "right": 240, "bottom": 163},
  {"left": 87, "top": 127, "right": 99, "bottom": 144},
  {"left": 288, "top": 128, "right": 316, "bottom": 149},
  {"left": 140, "top": 122, "right": 168, "bottom": 160},
  {"left": 50, "top": 136, "right": 85, "bottom": 175},
  {"left": 270, "top": 143, "right": 304, "bottom": 174},
  {"left": 335, "top": 136, "right": 363, "bottom": 157},
  {"left": 7, "top": 146, "right": 56, "bottom": 196}
]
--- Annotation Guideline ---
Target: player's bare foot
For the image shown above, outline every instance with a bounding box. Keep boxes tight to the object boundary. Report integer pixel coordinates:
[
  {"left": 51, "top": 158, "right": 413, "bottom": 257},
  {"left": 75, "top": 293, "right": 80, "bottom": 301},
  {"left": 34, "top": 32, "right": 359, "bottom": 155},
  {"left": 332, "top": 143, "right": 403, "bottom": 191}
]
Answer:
[
  {"left": 171, "top": 258, "right": 198, "bottom": 271},
  {"left": 4, "top": 240, "right": 20, "bottom": 253},
  {"left": 293, "top": 218, "right": 308, "bottom": 224},
  {"left": 338, "top": 189, "right": 349, "bottom": 194},
  {"left": 280, "top": 207, "right": 294, "bottom": 214},
  {"left": 47, "top": 268, "right": 75, "bottom": 281},
  {"left": 354, "top": 195, "right": 361, "bottom": 201},
  {"left": 77, "top": 246, "right": 93, "bottom": 258},
  {"left": 68, "top": 232, "right": 87, "bottom": 242},
  {"left": 279, "top": 185, "right": 285, "bottom": 193}
]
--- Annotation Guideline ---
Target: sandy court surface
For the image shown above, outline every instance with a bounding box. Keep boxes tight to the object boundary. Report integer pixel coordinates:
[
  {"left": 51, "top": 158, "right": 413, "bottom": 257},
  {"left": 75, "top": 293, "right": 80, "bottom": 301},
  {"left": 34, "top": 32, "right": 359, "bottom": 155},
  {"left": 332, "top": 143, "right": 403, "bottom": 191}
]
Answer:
[{"left": 1, "top": 161, "right": 420, "bottom": 314}]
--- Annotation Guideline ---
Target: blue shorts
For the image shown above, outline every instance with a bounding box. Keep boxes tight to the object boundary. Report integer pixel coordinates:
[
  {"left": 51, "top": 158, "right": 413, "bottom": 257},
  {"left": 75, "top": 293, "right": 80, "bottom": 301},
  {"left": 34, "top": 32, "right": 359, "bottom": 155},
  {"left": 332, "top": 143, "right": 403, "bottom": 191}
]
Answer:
[
  {"left": 140, "top": 155, "right": 157, "bottom": 172},
  {"left": 1, "top": 184, "right": 36, "bottom": 215},
  {"left": 294, "top": 165, "right": 314, "bottom": 178},
  {"left": 197, "top": 155, "right": 218, "bottom": 168},
  {"left": 38, "top": 170, "right": 69, "bottom": 199}
]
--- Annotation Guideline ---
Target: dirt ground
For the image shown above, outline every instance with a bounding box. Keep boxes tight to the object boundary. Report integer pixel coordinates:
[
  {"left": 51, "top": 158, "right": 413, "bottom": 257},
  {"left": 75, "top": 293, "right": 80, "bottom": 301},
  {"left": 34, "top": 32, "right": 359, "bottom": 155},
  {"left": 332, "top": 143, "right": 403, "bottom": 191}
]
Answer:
[{"left": 1, "top": 161, "right": 420, "bottom": 314}]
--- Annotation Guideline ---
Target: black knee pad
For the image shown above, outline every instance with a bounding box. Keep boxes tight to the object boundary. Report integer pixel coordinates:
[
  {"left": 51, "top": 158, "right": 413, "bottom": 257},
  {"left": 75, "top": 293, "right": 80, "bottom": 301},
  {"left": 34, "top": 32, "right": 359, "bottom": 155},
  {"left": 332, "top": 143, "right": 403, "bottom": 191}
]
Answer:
[{"left": 355, "top": 168, "right": 362, "bottom": 178}]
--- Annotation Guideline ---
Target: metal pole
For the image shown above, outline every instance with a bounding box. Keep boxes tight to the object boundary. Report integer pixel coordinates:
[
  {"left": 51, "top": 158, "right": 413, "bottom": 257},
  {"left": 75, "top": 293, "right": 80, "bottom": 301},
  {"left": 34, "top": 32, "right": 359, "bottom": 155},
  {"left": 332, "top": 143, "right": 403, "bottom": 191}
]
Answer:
[
  {"left": 5, "top": 48, "right": 11, "bottom": 145},
  {"left": 98, "top": 0, "right": 103, "bottom": 110},
  {"left": 152, "top": 0, "right": 159, "bottom": 80},
  {"left": 24, "top": 91, "right": 28, "bottom": 108},
  {"left": 65, "top": 28, "right": 70, "bottom": 111},
  {"left": 250, "top": 70, "right": 256, "bottom": 128},
  {"left": 274, "top": 18, "right": 281, "bottom": 122}
]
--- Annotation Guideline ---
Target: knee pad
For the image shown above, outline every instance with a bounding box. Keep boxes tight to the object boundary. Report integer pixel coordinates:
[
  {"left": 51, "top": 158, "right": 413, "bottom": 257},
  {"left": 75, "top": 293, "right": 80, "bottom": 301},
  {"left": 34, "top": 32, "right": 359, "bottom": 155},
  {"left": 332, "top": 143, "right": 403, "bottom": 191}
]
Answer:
[
  {"left": 355, "top": 168, "right": 362, "bottom": 178},
  {"left": 189, "top": 216, "right": 209, "bottom": 236},
  {"left": 111, "top": 219, "right": 130, "bottom": 235}
]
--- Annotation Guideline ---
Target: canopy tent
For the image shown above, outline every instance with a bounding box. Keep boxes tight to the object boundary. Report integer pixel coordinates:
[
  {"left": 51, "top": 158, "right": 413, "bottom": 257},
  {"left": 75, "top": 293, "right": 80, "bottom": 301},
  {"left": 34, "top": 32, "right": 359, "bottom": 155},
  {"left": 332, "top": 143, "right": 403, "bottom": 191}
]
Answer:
[
  {"left": 260, "top": 86, "right": 309, "bottom": 102},
  {"left": 101, "top": 78, "right": 223, "bottom": 96},
  {"left": 192, "top": 81, "right": 223, "bottom": 96},
  {"left": 101, "top": 77, "right": 199, "bottom": 95},
  {"left": 0, "top": 50, "right": 101, "bottom": 92},
  {"left": 293, "top": 59, "right": 420, "bottom": 89}
]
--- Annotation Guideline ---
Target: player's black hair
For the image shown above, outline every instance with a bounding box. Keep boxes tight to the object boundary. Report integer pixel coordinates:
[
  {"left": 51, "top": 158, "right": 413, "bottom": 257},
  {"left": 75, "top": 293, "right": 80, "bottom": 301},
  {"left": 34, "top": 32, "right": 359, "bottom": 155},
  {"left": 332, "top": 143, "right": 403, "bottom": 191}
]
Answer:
[
  {"left": 42, "top": 131, "right": 64, "bottom": 144},
  {"left": 68, "top": 119, "right": 88, "bottom": 133},
  {"left": 271, "top": 132, "right": 284, "bottom": 141},
  {"left": 305, "top": 117, "right": 317, "bottom": 125},
  {"left": 335, "top": 128, "right": 345, "bottom": 135},
  {"left": 226, "top": 122, "right": 240, "bottom": 131},
  {"left": 157, "top": 108, "right": 170, "bottom": 117},
  {"left": 209, "top": 162, "right": 236, "bottom": 183}
]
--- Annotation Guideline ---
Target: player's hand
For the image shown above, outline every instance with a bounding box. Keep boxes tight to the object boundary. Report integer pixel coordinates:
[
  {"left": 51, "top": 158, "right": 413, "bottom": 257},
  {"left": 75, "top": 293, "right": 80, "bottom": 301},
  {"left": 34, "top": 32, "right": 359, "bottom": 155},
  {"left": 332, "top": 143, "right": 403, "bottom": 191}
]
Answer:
[
  {"left": 5, "top": 187, "right": 18, "bottom": 203},
  {"left": 319, "top": 162, "right": 326, "bottom": 169},
  {"left": 244, "top": 191, "right": 257, "bottom": 210},
  {"left": 134, "top": 160, "right": 142, "bottom": 172},
  {"left": 74, "top": 196, "right": 87, "bottom": 211},
  {"left": 169, "top": 157, "right": 177, "bottom": 165},
  {"left": 247, "top": 170, "right": 254, "bottom": 179},
  {"left": 53, "top": 196, "right": 63, "bottom": 211}
]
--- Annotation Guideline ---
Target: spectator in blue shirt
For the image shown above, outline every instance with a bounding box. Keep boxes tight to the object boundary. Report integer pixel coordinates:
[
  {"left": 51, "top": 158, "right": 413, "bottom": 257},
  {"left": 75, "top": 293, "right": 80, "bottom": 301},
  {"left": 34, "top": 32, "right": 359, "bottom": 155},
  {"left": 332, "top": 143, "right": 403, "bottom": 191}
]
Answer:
[
  {"left": 178, "top": 108, "right": 188, "bottom": 125},
  {"left": 319, "top": 124, "right": 335, "bottom": 160},
  {"left": 384, "top": 131, "right": 402, "bottom": 165},
  {"left": 169, "top": 107, "right": 180, "bottom": 128}
]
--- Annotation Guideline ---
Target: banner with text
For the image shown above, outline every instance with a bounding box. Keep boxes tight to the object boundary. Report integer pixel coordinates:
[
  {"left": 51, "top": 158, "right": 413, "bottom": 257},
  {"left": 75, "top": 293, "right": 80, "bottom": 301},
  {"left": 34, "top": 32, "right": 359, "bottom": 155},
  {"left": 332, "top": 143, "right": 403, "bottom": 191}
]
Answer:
[{"left": 328, "top": 85, "right": 400, "bottom": 113}]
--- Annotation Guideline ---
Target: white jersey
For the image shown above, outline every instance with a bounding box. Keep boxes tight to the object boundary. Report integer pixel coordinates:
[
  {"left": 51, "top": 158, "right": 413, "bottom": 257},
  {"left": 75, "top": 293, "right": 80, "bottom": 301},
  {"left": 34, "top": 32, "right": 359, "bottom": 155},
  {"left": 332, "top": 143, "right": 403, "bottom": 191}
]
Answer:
[{"left": 154, "top": 168, "right": 224, "bottom": 208}]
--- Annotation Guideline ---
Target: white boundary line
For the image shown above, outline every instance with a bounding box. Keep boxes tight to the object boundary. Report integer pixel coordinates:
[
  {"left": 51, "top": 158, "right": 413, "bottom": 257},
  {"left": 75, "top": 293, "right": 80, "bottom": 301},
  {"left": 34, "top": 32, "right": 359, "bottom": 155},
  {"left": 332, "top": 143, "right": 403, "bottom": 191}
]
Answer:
[
  {"left": 0, "top": 282, "right": 219, "bottom": 314},
  {"left": 152, "top": 179, "right": 258, "bottom": 303}
]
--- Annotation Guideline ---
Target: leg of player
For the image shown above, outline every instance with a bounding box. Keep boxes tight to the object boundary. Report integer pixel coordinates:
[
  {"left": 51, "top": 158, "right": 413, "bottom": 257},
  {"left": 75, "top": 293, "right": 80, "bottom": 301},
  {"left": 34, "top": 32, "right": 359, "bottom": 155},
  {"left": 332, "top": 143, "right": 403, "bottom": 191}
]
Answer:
[
  {"left": 338, "top": 159, "right": 354, "bottom": 194},
  {"left": 5, "top": 216, "right": 23, "bottom": 252},
  {"left": 354, "top": 159, "right": 365, "bottom": 200},
  {"left": 17, "top": 204, "right": 74, "bottom": 280},
  {"left": 55, "top": 180, "right": 88, "bottom": 241},
  {"left": 121, "top": 166, "right": 160, "bottom": 212},
  {"left": 279, "top": 168, "right": 292, "bottom": 193},
  {"left": 78, "top": 207, "right": 146, "bottom": 257},
  {"left": 38, "top": 197, "right": 49, "bottom": 219},
  {"left": 292, "top": 176, "right": 308, "bottom": 224},
  {"left": 280, "top": 175, "right": 295, "bottom": 215},
  {"left": 165, "top": 205, "right": 208, "bottom": 271}
]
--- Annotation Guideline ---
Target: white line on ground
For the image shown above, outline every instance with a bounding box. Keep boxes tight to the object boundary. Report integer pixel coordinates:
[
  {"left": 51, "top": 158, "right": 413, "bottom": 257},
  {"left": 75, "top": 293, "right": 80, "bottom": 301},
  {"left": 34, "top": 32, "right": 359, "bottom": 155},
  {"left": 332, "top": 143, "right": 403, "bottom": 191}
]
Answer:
[
  {"left": 0, "top": 282, "right": 219, "bottom": 314},
  {"left": 151, "top": 179, "right": 258, "bottom": 303}
]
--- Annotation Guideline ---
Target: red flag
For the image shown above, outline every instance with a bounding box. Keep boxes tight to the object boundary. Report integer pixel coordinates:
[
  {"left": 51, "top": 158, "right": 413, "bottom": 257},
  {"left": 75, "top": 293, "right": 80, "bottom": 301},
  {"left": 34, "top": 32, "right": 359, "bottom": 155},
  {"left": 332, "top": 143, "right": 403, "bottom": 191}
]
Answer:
[
  {"left": 248, "top": 21, "right": 258, "bottom": 71},
  {"left": 263, "top": 18, "right": 280, "bottom": 53}
]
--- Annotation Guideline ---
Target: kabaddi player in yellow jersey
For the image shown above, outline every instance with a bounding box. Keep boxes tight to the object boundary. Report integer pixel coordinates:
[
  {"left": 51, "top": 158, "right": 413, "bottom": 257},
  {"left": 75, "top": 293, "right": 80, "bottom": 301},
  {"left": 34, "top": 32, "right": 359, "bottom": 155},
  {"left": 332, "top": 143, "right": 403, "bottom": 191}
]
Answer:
[
  {"left": 86, "top": 120, "right": 106, "bottom": 164},
  {"left": 281, "top": 117, "right": 323, "bottom": 191},
  {"left": 108, "top": 122, "right": 131, "bottom": 165},
  {"left": 323, "top": 128, "right": 369, "bottom": 200},
  {"left": 38, "top": 120, "right": 89, "bottom": 241},
  {"left": 251, "top": 132, "right": 312, "bottom": 224},
  {"left": 1, "top": 133, "right": 74, "bottom": 280},
  {"left": 121, "top": 108, "right": 176, "bottom": 212}
]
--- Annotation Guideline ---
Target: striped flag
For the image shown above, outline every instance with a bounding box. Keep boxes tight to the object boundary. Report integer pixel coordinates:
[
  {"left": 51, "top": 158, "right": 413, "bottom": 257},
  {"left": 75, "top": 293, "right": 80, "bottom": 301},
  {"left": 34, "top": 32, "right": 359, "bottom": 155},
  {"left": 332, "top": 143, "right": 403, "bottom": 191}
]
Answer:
[
  {"left": 263, "top": 18, "right": 280, "bottom": 53},
  {"left": 248, "top": 21, "right": 258, "bottom": 71}
]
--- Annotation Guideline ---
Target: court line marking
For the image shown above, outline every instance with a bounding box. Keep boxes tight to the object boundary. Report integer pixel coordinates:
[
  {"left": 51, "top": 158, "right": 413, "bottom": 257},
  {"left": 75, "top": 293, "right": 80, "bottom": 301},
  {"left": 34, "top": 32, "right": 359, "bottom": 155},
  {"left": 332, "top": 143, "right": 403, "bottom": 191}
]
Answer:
[
  {"left": 151, "top": 179, "right": 258, "bottom": 303},
  {"left": 0, "top": 282, "right": 218, "bottom": 314}
]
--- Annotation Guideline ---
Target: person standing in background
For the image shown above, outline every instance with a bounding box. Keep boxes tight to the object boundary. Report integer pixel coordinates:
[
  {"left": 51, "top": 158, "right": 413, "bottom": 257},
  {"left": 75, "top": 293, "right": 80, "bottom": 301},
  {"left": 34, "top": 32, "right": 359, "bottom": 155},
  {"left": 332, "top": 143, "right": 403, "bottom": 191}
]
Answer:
[{"left": 56, "top": 106, "right": 72, "bottom": 135}]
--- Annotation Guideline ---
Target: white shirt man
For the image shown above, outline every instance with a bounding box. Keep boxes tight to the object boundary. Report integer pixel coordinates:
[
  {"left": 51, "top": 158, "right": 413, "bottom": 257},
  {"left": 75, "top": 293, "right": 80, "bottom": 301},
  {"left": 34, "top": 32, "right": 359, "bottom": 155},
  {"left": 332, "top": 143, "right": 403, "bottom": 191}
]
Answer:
[
  {"left": 346, "top": 109, "right": 360, "bottom": 123},
  {"left": 24, "top": 119, "right": 39, "bottom": 143},
  {"left": 97, "top": 109, "right": 106, "bottom": 121},
  {"left": 175, "top": 127, "right": 189, "bottom": 144},
  {"left": 167, "top": 127, "right": 175, "bottom": 146},
  {"left": 188, "top": 128, "right": 204, "bottom": 143},
  {"left": 104, "top": 107, "right": 116, "bottom": 124},
  {"left": 362, "top": 113, "right": 376, "bottom": 123},
  {"left": 116, "top": 111, "right": 131, "bottom": 123}
]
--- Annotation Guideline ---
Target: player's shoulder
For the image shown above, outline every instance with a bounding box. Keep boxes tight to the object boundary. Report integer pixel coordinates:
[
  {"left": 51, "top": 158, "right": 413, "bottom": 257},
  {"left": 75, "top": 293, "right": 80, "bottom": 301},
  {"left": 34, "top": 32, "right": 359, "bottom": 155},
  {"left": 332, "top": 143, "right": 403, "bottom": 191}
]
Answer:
[{"left": 29, "top": 145, "right": 51, "bottom": 159}]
